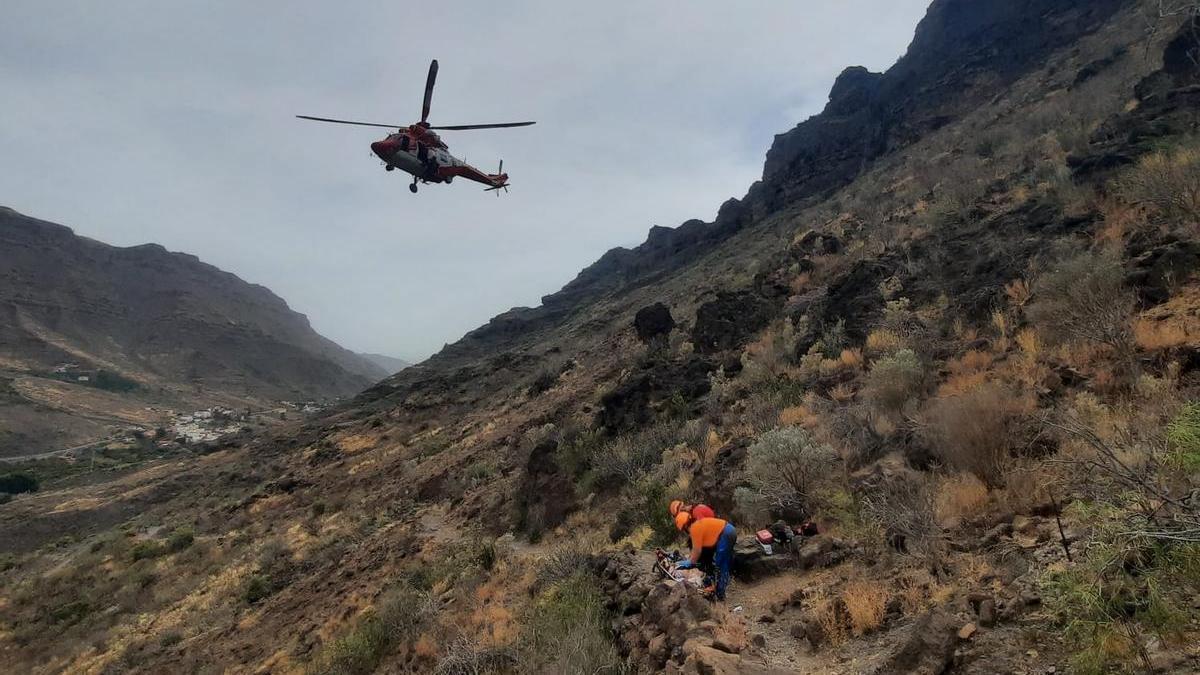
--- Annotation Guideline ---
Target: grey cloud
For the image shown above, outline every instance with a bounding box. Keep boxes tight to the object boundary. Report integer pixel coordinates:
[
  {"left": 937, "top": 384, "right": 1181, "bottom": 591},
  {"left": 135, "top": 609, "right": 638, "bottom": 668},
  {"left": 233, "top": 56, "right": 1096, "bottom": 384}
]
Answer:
[{"left": 1, "top": 0, "right": 930, "bottom": 361}]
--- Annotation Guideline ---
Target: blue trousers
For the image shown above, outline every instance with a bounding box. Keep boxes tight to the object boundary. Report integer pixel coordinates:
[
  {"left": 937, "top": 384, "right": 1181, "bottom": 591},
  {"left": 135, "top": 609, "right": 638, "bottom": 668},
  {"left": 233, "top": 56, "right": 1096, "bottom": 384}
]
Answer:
[{"left": 712, "top": 523, "right": 737, "bottom": 600}]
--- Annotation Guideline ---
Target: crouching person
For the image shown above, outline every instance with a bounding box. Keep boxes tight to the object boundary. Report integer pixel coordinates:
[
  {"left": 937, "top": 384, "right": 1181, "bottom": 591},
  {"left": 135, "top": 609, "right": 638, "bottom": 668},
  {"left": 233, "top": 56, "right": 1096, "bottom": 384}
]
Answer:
[{"left": 674, "top": 513, "right": 737, "bottom": 600}]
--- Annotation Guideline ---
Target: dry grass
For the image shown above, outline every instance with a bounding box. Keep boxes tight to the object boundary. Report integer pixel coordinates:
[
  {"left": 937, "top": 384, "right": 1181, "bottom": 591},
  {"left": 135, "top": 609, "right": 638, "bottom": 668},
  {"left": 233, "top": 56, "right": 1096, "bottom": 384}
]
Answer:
[
  {"left": 840, "top": 348, "right": 865, "bottom": 370},
  {"left": 779, "top": 405, "right": 818, "bottom": 428},
  {"left": 812, "top": 592, "right": 848, "bottom": 647},
  {"left": 1095, "top": 199, "right": 1143, "bottom": 245},
  {"left": 948, "top": 350, "right": 993, "bottom": 375},
  {"left": 865, "top": 329, "right": 906, "bottom": 355},
  {"left": 842, "top": 580, "right": 888, "bottom": 636},
  {"left": 999, "top": 461, "right": 1060, "bottom": 514},
  {"left": 1134, "top": 317, "right": 1190, "bottom": 350},
  {"left": 1005, "top": 279, "right": 1033, "bottom": 307},
  {"left": 743, "top": 322, "right": 799, "bottom": 382},
  {"left": 829, "top": 383, "right": 856, "bottom": 403},
  {"left": 1016, "top": 328, "right": 1042, "bottom": 358},
  {"left": 933, "top": 473, "right": 991, "bottom": 527},
  {"left": 936, "top": 370, "right": 990, "bottom": 397},
  {"left": 922, "top": 383, "right": 1036, "bottom": 487},
  {"left": 1117, "top": 142, "right": 1200, "bottom": 228}
]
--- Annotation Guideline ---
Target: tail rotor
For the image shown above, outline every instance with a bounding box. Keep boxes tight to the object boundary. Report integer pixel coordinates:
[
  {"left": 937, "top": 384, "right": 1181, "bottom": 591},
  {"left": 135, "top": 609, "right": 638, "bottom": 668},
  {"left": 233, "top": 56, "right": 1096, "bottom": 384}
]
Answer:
[{"left": 486, "top": 159, "right": 510, "bottom": 195}]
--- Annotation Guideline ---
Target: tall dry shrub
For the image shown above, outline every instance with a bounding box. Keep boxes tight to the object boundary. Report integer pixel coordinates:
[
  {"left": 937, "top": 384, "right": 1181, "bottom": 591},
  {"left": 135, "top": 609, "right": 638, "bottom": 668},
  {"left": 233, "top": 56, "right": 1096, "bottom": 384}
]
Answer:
[
  {"left": 1117, "top": 143, "right": 1200, "bottom": 227},
  {"left": 860, "top": 472, "right": 943, "bottom": 561},
  {"left": 1026, "top": 250, "right": 1135, "bottom": 360},
  {"left": 922, "top": 383, "right": 1036, "bottom": 487}
]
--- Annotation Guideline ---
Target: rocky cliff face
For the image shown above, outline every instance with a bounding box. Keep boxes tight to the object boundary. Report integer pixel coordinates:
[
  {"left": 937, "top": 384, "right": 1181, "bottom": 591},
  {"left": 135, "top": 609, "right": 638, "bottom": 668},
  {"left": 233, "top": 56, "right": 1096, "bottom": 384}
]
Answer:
[
  {"left": 410, "top": 0, "right": 1133, "bottom": 378},
  {"left": 0, "top": 207, "right": 384, "bottom": 399},
  {"left": 6, "top": 2, "right": 1199, "bottom": 673}
]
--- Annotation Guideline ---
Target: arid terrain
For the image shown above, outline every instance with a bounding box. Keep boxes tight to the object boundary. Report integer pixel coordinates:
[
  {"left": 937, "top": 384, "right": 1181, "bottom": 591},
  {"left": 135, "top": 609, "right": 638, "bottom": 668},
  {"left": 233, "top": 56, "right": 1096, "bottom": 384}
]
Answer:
[
  {"left": 3, "top": 1, "right": 1200, "bottom": 674},
  {"left": 0, "top": 207, "right": 387, "bottom": 458}
]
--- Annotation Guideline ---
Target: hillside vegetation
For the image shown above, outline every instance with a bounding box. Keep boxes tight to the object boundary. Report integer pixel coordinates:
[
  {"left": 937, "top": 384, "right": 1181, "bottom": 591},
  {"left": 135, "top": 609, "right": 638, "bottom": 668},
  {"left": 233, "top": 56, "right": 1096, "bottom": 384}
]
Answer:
[{"left": 3, "top": 1, "right": 1200, "bottom": 674}]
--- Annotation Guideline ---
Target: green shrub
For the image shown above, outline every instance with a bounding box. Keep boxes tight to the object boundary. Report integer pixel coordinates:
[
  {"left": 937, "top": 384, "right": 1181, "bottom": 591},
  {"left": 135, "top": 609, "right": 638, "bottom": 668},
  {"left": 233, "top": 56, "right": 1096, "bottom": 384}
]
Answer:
[
  {"left": 166, "top": 526, "right": 194, "bottom": 553},
  {"left": 862, "top": 349, "right": 924, "bottom": 416},
  {"left": 159, "top": 631, "right": 183, "bottom": 648},
  {"left": 609, "top": 478, "right": 677, "bottom": 546},
  {"left": 92, "top": 370, "right": 140, "bottom": 393},
  {"left": 588, "top": 423, "right": 680, "bottom": 492},
  {"left": 243, "top": 574, "right": 273, "bottom": 604},
  {"left": 130, "top": 541, "right": 164, "bottom": 562},
  {"left": 308, "top": 586, "right": 431, "bottom": 675},
  {"left": 736, "top": 427, "right": 838, "bottom": 523},
  {"left": 556, "top": 428, "right": 603, "bottom": 478},
  {"left": 0, "top": 472, "right": 39, "bottom": 495},
  {"left": 1043, "top": 532, "right": 1200, "bottom": 674},
  {"left": 527, "top": 369, "right": 559, "bottom": 396},
  {"left": 517, "top": 574, "right": 622, "bottom": 674},
  {"left": 49, "top": 600, "right": 93, "bottom": 626},
  {"left": 1167, "top": 402, "right": 1200, "bottom": 471},
  {"left": 537, "top": 545, "right": 593, "bottom": 590}
]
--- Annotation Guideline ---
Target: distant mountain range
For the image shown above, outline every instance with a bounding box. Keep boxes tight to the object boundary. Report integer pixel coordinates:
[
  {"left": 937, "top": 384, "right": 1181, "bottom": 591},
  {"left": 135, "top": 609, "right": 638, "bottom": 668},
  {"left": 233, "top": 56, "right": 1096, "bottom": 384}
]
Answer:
[
  {"left": 358, "top": 352, "right": 411, "bottom": 375},
  {"left": 0, "top": 206, "right": 387, "bottom": 454}
]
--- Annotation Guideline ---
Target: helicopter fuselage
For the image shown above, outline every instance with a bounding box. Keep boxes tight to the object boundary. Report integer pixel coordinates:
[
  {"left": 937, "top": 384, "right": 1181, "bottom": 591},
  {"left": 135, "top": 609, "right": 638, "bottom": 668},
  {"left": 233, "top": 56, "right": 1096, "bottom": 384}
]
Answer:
[{"left": 370, "top": 125, "right": 506, "bottom": 189}]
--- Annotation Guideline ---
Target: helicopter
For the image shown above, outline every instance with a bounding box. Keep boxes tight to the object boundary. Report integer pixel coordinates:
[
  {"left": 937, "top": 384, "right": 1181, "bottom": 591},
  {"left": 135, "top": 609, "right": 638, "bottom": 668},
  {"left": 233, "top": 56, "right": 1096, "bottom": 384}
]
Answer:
[{"left": 298, "top": 60, "right": 534, "bottom": 194}]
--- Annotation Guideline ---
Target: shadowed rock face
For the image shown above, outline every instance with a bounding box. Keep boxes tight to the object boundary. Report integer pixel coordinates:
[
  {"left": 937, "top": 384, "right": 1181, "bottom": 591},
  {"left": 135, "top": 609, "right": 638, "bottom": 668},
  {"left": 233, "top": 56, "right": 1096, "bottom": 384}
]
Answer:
[
  {"left": 399, "top": 0, "right": 1132, "bottom": 382},
  {"left": 762, "top": 0, "right": 1131, "bottom": 195},
  {"left": 0, "top": 207, "right": 384, "bottom": 399}
]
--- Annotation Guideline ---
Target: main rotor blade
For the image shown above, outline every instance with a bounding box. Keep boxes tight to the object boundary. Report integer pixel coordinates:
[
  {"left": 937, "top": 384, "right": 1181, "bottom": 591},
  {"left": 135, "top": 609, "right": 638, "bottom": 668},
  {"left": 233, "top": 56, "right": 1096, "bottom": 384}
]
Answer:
[
  {"left": 421, "top": 59, "right": 438, "bottom": 124},
  {"left": 429, "top": 121, "right": 536, "bottom": 130},
  {"left": 297, "top": 115, "right": 403, "bottom": 129}
]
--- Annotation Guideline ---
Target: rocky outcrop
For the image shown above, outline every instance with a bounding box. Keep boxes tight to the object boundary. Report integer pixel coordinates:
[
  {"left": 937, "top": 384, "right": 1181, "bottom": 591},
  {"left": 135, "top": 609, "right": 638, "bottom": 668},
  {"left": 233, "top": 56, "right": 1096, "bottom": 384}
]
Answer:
[
  {"left": 597, "top": 355, "right": 715, "bottom": 433},
  {"left": 595, "top": 551, "right": 791, "bottom": 674},
  {"left": 1071, "top": 17, "right": 1200, "bottom": 179},
  {"left": 634, "top": 303, "right": 676, "bottom": 344},
  {"left": 367, "top": 0, "right": 1134, "bottom": 399},
  {"left": 873, "top": 609, "right": 962, "bottom": 675}
]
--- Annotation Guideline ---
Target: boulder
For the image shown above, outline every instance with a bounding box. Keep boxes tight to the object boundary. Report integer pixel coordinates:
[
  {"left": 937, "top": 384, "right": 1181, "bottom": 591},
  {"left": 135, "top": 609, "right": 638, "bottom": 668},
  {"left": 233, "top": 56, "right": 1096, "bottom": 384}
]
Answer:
[
  {"left": 692, "top": 286, "right": 786, "bottom": 354},
  {"left": 978, "top": 600, "right": 997, "bottom": 628},
  {"left": 790, "top": 229, "right": 845, "bottom": 257},
  {"left": 634, "top": 303, "right": 676, "bottom": 344},
  {"left": 680, "top": 642, "right": 745, "bottom": 675},
  {"left": 874, "top": 610, "right": 961, "bottom": 675}
]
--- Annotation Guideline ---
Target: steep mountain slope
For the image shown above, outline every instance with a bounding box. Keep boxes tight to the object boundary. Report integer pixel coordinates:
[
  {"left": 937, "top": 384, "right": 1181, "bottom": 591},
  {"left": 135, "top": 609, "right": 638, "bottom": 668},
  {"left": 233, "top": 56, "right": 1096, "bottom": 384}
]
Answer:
[
  {"left": 358, "top": 352, "right": 410, "bottom": 375},
  {"left": 3, "top": 1, "right": 1200, "bottom": 674},
  {"left": 0, "top": 207, "right": 385, "bottom": 454}
]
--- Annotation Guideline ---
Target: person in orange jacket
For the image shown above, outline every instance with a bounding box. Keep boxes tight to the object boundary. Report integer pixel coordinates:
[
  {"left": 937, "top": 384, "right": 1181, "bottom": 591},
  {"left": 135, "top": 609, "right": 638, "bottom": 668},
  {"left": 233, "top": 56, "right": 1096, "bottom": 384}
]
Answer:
[
  {"left": 674, "top": 512, "right": 737, "bottom": 600},
  {"left": 669, "top": 499, "right": 715, "bottom": 521}
]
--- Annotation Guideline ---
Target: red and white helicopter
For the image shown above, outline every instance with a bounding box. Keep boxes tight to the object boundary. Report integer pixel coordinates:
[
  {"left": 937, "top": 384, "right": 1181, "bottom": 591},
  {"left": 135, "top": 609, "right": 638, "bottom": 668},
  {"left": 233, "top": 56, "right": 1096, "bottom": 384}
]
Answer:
[{"left": 298, "top": 60, "right": 534, "bottom": 194}]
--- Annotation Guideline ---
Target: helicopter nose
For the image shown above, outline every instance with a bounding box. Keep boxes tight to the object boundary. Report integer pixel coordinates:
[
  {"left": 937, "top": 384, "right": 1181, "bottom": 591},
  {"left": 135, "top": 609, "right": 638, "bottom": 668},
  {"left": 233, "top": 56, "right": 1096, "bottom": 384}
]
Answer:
[{"left": 371, "top": 139, "right": 398, "bottom": 159}]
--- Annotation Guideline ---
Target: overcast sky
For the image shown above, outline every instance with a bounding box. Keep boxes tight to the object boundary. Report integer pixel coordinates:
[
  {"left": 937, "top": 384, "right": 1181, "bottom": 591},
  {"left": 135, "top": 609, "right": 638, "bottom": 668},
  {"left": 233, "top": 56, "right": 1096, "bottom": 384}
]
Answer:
[{"left": 1, "top": 1, "right": 930, "bottom": 362}]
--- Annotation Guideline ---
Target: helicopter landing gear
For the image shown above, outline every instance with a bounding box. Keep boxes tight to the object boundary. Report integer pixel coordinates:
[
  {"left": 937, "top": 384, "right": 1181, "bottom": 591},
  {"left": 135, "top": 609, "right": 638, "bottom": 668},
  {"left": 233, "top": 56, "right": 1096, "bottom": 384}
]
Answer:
[
  {"left": 385, "top": 164, "right": 395, "bottom": 172},
  {"left": 409, "top": 180, "right": 418, "bottom": 194}
]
